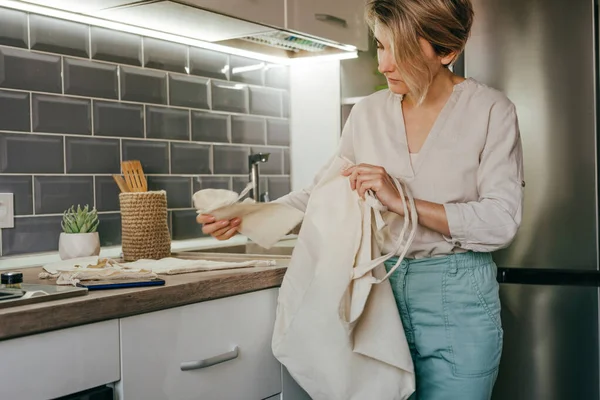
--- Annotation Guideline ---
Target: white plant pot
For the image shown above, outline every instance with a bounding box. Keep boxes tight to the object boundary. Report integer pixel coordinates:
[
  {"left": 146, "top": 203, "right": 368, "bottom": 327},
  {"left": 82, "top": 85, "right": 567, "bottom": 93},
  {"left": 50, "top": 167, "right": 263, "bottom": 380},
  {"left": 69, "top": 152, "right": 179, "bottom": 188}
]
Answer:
[{"left": 59, "top": 232, "right": 101, "bottom": 260}]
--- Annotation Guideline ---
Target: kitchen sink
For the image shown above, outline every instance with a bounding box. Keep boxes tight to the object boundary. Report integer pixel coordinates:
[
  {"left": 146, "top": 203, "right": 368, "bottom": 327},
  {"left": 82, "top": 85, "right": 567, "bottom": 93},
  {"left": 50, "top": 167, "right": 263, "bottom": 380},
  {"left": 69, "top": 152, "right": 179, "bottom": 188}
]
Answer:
[{"left": 190, "top": 241, "right": 295, "bottom": 257}]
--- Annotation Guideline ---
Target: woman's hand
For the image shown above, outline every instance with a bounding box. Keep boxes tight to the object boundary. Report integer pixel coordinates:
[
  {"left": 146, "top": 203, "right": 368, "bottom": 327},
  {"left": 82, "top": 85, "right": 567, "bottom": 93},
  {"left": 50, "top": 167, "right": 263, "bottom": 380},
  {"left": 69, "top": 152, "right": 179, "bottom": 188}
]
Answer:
[
  {"left": 342, "top": 163, "right": 451, "bottom": 236},
  {"left": 196, "top": 214, "right": 241, "bottom": 240},
  {"left": 342, "top": 163, "right": 405, "bottom": 215}
]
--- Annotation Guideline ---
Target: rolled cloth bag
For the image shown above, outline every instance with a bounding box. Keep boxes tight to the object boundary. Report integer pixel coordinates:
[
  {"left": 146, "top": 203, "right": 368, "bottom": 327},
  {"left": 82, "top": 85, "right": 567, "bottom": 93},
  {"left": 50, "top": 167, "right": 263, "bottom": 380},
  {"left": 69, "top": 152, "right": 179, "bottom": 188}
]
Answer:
[
  {"left": 193, "top": 183, "right": 304, "bottom": 249},
  {"left": 119, "top": 190, "right": 171, "bottom": 262}
]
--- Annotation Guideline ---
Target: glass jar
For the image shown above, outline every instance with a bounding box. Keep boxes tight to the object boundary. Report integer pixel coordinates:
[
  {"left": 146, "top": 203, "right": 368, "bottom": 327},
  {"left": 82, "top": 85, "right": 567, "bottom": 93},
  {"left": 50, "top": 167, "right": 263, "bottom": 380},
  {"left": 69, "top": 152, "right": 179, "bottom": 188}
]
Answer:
[{"left": 1, "top": 271, "right": 23, "bottom": 289}]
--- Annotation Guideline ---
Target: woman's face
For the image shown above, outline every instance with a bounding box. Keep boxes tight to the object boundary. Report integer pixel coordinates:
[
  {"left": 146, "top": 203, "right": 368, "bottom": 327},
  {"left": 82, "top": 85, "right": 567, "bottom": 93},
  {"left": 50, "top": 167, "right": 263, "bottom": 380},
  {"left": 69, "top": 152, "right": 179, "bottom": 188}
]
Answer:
[{"left": 375, "top": 24, "right": 454, "bottom": 95}]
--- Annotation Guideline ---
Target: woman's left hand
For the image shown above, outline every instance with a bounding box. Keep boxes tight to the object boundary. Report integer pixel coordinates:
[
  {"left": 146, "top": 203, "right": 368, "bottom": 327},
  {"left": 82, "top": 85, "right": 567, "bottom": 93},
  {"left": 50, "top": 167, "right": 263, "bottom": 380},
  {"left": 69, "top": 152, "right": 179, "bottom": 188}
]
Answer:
[{"left": 342, "top": 163, "right": 404, "bottom": 215}]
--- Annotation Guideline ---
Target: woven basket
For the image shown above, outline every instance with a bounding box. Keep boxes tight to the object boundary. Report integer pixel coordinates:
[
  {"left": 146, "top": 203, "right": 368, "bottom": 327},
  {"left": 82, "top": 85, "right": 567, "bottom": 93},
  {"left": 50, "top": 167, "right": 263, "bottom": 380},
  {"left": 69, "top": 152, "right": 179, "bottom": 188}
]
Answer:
[{"left": 119, "top": 190, "right": 171, "bottom": 262}]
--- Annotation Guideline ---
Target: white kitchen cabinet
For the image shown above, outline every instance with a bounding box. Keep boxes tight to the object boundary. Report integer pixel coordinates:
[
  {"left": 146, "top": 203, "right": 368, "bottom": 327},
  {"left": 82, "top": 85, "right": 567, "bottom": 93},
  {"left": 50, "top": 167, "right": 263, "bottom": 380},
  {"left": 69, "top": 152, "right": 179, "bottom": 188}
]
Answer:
[
  {"left": 286, "top": 0, "right": 369, "bottom": 51},
  {"left": 20, "top": 0, "right": 135, "bottom": 12},
  {"left": 116, "top": 288, "right": 282, "bottom": 400},
  {"left": 290, "top": 60, "right": 341, "bottom": 192},
  {"left": 282, "top": 365, "right": 312, "bottom": 400},
  {"left": 178, "top": 0, "right": 285, "bottom": 28},
  {"left": 0, "top": 320, "right": 120, "bottom": 400}
]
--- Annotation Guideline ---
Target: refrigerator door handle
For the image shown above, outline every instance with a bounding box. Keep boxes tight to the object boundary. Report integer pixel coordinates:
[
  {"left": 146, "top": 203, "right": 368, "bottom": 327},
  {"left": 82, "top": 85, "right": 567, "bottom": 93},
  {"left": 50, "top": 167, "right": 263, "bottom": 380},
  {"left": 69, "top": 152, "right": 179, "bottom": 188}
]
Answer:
[{"left": 497, "top": 267, "right": 600, "bottom": 287}]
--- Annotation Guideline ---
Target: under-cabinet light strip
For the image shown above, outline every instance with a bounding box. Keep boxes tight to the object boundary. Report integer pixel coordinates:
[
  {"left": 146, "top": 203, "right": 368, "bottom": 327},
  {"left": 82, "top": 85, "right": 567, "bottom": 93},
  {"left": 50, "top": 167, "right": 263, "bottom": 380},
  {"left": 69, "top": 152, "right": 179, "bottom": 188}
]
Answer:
[{"left": 0, "top": 0, "right": 358, "bottom": 65}]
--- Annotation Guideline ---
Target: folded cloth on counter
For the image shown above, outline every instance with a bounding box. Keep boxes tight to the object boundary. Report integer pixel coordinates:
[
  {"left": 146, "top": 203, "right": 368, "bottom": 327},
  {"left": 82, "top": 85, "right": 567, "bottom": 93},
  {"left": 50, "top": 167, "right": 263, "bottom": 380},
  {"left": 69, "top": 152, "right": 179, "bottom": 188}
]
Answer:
[
  {"left": 39, "top": 256, "right": 278, "bottom": 284},
  {"left": 40, "top": 257, "right": 157, "bottom": 285},
  {"left": 122, "top": 257, "right": 277, "bottom": 275},
  {"left": 193, "top": 183, "right": 304, "bottom": 249},
  {"left": 42, "top": 256, "right": 104, "bottom": 274}
]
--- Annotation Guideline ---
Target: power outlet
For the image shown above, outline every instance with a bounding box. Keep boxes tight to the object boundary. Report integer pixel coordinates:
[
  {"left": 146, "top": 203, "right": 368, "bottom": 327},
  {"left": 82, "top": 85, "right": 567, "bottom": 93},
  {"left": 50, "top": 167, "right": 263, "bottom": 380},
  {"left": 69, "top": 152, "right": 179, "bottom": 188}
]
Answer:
[{"left": 0, "top": 193, "right": 14, "bottom": 229}]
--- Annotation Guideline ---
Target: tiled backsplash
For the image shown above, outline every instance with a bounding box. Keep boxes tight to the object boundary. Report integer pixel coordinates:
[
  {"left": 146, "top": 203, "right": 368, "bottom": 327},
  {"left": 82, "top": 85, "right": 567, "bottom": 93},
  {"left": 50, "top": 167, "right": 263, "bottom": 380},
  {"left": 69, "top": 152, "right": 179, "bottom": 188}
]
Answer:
[{"left": 0, "top": 8, "right": 291, "bottom": 257}]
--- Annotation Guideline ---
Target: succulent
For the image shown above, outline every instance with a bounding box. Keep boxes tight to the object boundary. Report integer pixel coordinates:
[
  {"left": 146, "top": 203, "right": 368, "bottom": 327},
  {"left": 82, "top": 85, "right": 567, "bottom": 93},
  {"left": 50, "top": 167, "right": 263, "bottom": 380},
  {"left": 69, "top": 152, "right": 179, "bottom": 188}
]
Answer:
[{"left": 61, "top": 205, "right": 99, "bottom": 234}]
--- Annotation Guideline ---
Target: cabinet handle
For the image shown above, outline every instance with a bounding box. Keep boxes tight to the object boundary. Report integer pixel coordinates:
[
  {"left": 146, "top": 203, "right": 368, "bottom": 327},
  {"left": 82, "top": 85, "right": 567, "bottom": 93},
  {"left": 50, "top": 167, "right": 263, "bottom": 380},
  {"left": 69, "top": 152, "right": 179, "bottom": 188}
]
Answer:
[
  {"left": 315, "top": 13, "right": 348, "bottom": 28},
  {"left": 180, "top": 346, "right": 239, "bottom": 371}
]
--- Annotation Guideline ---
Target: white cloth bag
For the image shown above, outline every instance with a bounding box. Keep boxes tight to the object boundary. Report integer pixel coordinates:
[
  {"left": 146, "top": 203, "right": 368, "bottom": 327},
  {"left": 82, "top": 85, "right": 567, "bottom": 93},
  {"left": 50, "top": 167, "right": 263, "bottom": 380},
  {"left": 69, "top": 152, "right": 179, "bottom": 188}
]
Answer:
[
  {"left": 193, "top": 183, "right": 304, "bottom": 249},
  {"left": 272, "top": 156, "right": 418, "bottom": 400}
]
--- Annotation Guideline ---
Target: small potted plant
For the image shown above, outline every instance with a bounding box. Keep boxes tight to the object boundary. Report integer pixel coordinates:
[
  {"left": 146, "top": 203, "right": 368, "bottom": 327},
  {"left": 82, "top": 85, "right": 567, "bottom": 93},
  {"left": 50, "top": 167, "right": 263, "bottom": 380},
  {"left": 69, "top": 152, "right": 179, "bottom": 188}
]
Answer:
[{"left": 58, "top": 205, "right": 101, "bottom": 260}]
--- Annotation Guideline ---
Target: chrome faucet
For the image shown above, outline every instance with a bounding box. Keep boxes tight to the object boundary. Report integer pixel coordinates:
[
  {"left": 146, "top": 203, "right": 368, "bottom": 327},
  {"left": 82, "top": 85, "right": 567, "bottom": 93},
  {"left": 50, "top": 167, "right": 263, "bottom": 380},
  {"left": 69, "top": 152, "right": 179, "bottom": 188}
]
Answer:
[{"left": 248, "top": 153, "right": 270, "bottom": 202}]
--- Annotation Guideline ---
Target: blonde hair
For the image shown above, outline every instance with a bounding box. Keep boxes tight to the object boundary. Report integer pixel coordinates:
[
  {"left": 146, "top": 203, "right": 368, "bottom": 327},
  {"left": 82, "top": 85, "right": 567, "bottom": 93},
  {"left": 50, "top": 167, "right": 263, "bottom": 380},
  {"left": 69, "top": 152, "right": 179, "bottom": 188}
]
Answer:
[{"left": 366, "top": 0, "right": 474, "bottom": 103}]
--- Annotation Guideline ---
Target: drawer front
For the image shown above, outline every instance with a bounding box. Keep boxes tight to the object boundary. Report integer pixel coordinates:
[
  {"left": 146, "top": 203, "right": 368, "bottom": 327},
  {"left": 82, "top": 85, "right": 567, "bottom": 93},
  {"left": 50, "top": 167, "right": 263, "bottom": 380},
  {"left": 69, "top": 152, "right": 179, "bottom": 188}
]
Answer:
[
  {"left": 118, "top": 288, "right": 281, "bottom": 400},
  {"left": 0, "top": 320, "right": 120, "bottom": 400}
]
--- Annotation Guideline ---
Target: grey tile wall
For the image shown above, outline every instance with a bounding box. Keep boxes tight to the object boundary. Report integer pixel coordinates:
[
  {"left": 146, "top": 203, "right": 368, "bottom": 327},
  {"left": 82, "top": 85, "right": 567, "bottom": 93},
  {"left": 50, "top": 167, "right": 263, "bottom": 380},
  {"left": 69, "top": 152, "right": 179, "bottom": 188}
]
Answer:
[
  {"left": 95, "top": 176, "right": 120, "bottom": 212},
  {"left": 232, "top": 116, "right": 266, "bottom": 145},
  {"left": 192, "top": 112, "right": 228, "bottom": 143},
  {"left": 122, "top": 140, "right": 169, "bottom": 174},
  {"left": 29, "top": 15, "right": 89, "bottom": 58},
  {"left": 94, "top": 101, "right": 143, "bottom": 138},
  {"left": 143, "top": 37, "right": 187, "bottom": 73},
  {"left": 0, "top": 8, "right": 291, "bottom": 256},
  {"left": 0, "top": 90, "right": 30, "bottom": 131},
  {"left": 169, "top": 74, "right": 209, "bottom": 109},
  {"left": 0, "top": 47, "right": 62, "bottom": 93},
  {"left": 34, "top": 176, "right": 94, "bottom": 214},
  {"left": 66, "top": 137, "right": 120, "bottom": 174},
  {"left": 64, "top": 58, "right": 118, "bottom": 99},
  {"left": 249, "top": 87, "right": 282, "bottom": 117},
  {"left": 91, "top": 27, "right": 142, "bottom": 66},
  {"left": 33, "top": 94, "right": 91, "bottom": 135},
  {"left": 147, "top": 176, "right": 192, "bottom": 209},
  {"left": 0, "top": 8, "right": 27, "bottom": 49},
  {"left": 0, "top": 176, "right": 32, "bottom": 215},
  {"left": 146, "top": 106, "right": 189, "bottom": 141}
]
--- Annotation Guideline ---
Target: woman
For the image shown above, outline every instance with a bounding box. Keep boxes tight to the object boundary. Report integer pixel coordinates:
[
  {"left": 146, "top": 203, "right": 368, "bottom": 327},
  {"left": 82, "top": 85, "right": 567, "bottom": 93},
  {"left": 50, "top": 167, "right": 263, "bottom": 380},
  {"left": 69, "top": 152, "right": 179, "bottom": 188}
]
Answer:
[{"left": 198, "top": 0, "right": 524, "bottom": 398}]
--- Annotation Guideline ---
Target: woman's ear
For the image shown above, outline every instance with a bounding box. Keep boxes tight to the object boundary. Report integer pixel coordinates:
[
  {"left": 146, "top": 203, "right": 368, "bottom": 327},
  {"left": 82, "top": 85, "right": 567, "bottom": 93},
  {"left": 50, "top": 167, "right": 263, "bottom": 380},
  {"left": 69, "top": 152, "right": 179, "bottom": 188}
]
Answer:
[{"left": 441, "top": 51, "right": 459, "bottom": 67}]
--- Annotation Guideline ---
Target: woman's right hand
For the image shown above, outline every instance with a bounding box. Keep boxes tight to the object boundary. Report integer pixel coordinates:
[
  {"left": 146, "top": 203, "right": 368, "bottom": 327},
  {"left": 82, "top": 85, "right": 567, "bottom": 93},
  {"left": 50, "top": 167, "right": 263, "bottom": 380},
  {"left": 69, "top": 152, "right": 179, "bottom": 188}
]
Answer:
[{"left": 196, "top": 214, "right": 241, "bottom": 241}]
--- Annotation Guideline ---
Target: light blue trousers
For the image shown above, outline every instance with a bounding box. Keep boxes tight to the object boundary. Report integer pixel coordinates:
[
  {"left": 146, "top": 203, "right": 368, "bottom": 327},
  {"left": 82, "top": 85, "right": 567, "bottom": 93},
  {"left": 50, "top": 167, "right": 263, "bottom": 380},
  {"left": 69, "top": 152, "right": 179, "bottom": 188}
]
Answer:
[{"left": 384, "top": 252, "right": 502, "bottom": 400}]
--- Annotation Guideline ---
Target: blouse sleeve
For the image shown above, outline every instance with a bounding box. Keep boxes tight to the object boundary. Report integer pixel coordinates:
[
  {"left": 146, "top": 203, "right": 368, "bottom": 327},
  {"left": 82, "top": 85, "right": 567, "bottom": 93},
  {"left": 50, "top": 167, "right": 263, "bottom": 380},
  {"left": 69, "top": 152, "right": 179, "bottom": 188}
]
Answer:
[
  {"left": 443, "top": 100, "right": 525, "bottom": 252},
  {"left": 273, "top": 108, "right": 356, "bottom": 213}
]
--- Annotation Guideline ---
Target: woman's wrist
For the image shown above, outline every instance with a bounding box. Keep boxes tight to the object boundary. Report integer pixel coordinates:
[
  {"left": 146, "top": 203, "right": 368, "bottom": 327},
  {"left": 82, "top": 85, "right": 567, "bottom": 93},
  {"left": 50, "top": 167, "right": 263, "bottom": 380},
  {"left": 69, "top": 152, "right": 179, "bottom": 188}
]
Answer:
[{"left": 390, "top": 194, "right": 410, "bottom": 217}]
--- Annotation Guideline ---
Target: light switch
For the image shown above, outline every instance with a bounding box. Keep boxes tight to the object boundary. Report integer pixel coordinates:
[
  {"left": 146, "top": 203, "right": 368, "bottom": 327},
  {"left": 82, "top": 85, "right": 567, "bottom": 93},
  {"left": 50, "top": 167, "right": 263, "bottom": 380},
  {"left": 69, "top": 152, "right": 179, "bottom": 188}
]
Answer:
[{"left": 0, "top": 193, "right": 15, "bottom": 229}]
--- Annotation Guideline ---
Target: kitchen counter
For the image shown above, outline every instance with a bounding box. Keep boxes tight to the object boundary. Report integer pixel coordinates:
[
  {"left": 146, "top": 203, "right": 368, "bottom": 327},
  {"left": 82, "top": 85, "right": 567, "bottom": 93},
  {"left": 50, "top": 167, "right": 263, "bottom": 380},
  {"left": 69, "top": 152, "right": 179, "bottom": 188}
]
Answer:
[{"left": 0, "top": 253, "right": 288, "bottom": 341}]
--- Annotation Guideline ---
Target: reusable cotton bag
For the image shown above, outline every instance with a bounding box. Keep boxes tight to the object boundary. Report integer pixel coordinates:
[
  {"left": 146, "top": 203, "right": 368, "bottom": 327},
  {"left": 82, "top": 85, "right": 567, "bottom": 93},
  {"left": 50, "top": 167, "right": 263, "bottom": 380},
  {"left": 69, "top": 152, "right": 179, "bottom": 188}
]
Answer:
[{"left": 272, "top": 156, "right": 418, "bottom": 400}]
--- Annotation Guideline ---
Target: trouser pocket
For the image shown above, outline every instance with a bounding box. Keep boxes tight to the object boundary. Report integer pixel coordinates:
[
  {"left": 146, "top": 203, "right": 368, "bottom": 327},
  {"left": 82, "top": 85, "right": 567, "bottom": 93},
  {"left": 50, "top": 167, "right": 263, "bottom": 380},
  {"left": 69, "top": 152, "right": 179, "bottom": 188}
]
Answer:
[{"left": 443, "top": 261, "right": 503, "bottom": 377}]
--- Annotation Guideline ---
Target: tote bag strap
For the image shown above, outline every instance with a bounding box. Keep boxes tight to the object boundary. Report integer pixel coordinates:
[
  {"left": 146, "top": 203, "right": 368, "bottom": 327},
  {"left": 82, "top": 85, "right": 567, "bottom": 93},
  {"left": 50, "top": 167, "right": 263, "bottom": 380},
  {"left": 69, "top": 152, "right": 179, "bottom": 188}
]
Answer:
[{"left": 351, "top": 176, "right": 418, "bottom": 283}]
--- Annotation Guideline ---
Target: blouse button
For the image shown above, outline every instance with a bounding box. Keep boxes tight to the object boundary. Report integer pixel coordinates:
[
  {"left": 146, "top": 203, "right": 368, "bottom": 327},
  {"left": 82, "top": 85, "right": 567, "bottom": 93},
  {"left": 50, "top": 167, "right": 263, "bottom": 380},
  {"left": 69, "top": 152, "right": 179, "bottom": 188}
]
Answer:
[
  {"left": 455, "top": 241, "right": 462, "bottom": 248},
  {"left": 521, "top": 180, "right": 526, "bottom": 187}
]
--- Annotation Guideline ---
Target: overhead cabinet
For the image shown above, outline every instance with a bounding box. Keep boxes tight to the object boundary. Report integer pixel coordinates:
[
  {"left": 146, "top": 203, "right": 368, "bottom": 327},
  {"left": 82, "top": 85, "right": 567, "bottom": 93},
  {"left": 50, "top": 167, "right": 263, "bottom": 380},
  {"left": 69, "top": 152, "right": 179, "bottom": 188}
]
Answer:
[
  {"left": 180, "top": 0, "right": 370, "bottom": 51},
  {"left": 179, "top": 0, "right": 286, "bottom": 28}
]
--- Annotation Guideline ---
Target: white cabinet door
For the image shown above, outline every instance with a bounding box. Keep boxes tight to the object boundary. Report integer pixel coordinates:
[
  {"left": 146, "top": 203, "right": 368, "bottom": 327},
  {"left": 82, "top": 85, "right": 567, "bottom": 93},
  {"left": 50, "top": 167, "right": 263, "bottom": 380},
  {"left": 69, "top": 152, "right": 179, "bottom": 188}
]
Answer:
[
  {"left": 0, "top": 321, "right": 120, "bottom": 400},
  {"left": 180, "top": 0, "right": 285, "bottom": 27},
  {"left": 286, "top": 0, "right": 369, "bottom": 51},
  {"left": 117, "top": 289, "right": 282, "bottom": 400},
  {"left": 282, "top": 365, "right": 312, "bottom": 400}
]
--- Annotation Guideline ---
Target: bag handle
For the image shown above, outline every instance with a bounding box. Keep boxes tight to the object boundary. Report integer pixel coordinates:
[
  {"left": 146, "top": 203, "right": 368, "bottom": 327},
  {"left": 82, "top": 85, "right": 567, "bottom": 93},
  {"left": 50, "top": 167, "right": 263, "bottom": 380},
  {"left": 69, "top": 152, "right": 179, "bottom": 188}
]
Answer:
[
  {"left": 351, "top": 175, "right": 418, "bottom": 283},
  {"left": 377, "top": 177, "right": 418, "bottom": 282}
]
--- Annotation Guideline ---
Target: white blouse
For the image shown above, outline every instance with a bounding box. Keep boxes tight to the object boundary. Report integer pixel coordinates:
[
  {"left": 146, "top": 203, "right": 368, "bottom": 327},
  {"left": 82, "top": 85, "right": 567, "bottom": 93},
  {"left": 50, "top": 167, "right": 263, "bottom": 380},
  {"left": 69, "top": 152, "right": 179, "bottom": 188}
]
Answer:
[{"left": 277, "top": 78, "right": 525, "bottom": 259}]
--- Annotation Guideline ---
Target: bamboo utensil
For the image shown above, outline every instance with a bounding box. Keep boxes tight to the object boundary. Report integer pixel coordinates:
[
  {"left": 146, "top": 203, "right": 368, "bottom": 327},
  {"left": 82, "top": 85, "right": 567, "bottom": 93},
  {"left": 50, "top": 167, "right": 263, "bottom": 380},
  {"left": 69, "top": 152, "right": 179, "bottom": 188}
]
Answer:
[
  {"left": 112, "top": 174, "right": 130, "bottom": 193},
  {"left": 121, "top": 160, "right": 147, "bottom": 192}
]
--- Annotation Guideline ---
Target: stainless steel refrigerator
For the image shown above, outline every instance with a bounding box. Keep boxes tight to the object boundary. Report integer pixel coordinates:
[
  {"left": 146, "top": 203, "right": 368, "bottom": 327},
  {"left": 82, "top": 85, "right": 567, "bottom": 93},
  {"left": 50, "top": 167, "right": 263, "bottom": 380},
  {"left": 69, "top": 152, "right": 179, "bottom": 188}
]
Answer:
[{"left": 463, "top": 0, "right": 600, "bottom": 398}]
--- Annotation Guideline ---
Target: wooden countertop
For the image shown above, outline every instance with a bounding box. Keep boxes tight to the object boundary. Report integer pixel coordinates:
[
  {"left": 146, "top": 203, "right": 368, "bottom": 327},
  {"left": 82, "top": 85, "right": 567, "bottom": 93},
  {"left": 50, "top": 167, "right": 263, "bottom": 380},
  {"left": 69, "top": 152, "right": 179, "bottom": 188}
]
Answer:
[{"left": 0, "top": 252, "right": 288, "bottom": 341}]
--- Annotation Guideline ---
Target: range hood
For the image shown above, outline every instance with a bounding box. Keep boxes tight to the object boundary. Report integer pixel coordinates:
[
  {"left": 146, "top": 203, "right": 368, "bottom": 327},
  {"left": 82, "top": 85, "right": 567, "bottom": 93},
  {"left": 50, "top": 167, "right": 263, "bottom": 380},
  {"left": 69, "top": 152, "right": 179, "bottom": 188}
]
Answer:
[{"left": 6, "top": 0, "right": 358, "bottom": 64}]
